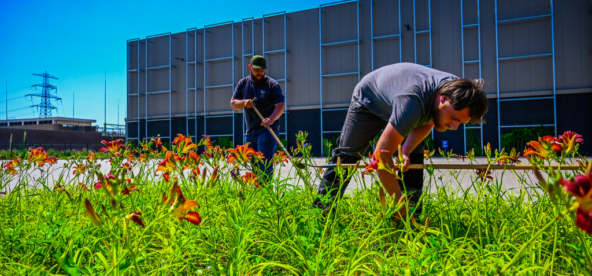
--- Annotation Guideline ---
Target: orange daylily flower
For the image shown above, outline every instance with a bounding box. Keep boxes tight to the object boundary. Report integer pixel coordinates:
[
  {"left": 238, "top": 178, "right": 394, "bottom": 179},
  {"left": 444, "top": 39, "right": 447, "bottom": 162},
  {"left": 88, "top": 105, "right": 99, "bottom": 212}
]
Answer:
[
  {"left": 125, "top": 211, "right": 145, "bottom": 228},
  {"left": 272, "top": 151, "right": 289, "bottom": 164},
  {"left": 4, "top": 158, "right": 20, "bottom": 175},
  {"left": 242, "top": 172, "right": 260, "bottom": 188},
  {"left": 201, "top": 135, "right": 213, "bottom": 150},
  {"left": 156, "top": 151, "right": 178, "bottom": 182},
  {"left": 171, "top": 200, "right": 201, "bottom": 225},
  {"left": 84, "top": 198, "right": 103, "bottom": 227},
  {"left": 29, "top": 147, "right": 48, "bottom": 166},
  {"left": 227, "top": 143, "right": 256, "bottom": 163},
  {"left": 523, "top": 136, "right": 560, "bottom": 158},
  {"left": 163, "top": 179, "right": 186, "bottom": 206},
  {"left": 558, "top": 131, "right": 584, "bottom": 155},
  {"left": 86, "top": 152, "right": 96, "bottom": 163},
  {"left": 73, "top": 163, "right": 87, "bottom": 175},
  {"left": 173, "top": 134, "right": 197, "bottom": 154}
]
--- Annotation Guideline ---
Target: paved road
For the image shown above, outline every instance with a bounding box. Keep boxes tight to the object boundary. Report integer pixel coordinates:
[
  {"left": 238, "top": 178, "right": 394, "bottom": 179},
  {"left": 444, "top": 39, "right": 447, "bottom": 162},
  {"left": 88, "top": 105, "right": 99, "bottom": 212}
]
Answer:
[{"left": 4, "top": 156, "right": 565, "bottom": 195}]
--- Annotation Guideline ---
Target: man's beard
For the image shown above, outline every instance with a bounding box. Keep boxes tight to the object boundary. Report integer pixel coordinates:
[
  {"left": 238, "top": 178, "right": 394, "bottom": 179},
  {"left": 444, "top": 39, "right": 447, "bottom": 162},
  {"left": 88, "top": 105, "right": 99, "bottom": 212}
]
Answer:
[
  {"left": 250, "top": 71, "right": 265, "bottom": 84},
  {"left": 432, "top": 104, "right": 445, "bottom": 132}
]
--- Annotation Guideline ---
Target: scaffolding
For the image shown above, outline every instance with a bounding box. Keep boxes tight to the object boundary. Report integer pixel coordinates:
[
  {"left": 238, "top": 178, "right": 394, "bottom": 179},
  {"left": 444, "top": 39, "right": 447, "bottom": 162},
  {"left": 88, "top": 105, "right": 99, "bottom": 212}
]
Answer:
[
  {"left": 204, "top": 21, "right": 235, "bottom": 145},
  {"left": 242, "top": 17, "right": 255, "bottom": 144},
  {"left": 370, "top": 0, "right": 402, "bottom": 70},
  {"left": 495, "top": 0, "right": 556, "bottom": 150},
  {"left": 126, "top": 38, "right": 141, "bottom": 143},
  {"left": 413, "top": 0, "right": 433, "bottom": 140},
  {"left": 319, "top": 0, "right": 360, "bottom": 156},
  {"left": 262, "top": 11, "right": 288, "bottom": 139},
  {"left": 461, "top": 0, "right": 483, "bottom": 154},
  {"left": 186, "top": 28, "right": 201, "bottom": 138},
  {"left": 414, "top": 0, "right": 432, "bottom": 68},
  {"left": 145, "top": 33, "right": 173, "bottom": 141}
]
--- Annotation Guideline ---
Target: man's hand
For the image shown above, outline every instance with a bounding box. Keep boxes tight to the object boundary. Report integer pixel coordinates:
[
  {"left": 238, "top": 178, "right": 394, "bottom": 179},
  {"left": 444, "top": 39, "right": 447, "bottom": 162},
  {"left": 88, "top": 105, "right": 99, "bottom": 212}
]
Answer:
[
  {"left": 398, "top": 154, "right": 411, "bottom": 172},
  {"left": 243, "top": 99, "right": 253, "bottom": 109},
  {"left": 261, "top": 118, "right": 272, "bottom": 127}
]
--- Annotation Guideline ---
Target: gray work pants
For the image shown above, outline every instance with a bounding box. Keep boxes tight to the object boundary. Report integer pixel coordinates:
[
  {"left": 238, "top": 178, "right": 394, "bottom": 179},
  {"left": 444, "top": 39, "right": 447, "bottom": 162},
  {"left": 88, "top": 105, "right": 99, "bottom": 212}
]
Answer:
[{"left": 316, "top": 104, "right": 425, "bottom": 202}]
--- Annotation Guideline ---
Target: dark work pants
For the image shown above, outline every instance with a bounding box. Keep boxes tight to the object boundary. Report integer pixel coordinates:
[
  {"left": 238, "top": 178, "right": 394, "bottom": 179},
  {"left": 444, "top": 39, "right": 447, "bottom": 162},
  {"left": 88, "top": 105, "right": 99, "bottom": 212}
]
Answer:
[
  {"left": 245, "top": 127, "right": 279, "bottom": 179},
  {"left": 316, "top": 104, "right": 425, "bottom": 203}
]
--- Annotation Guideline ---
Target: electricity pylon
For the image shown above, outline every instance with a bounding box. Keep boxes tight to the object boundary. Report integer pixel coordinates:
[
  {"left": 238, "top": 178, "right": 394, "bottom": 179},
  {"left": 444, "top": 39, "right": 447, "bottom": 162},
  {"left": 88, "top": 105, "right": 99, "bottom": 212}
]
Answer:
[{"left": 27, "top": 71, "right": 61, "bottom": 118}]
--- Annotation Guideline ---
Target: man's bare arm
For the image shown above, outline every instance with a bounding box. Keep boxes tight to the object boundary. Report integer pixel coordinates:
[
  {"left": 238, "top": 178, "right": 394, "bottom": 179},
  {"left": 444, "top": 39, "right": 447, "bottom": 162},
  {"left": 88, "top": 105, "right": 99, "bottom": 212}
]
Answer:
[
  {"left": 375, "top": 123, "right": 407, "bottom": 218},
  {"left": 230, "top": 98, "right": 253, "bottom": 110},
  {"left": 402, "top": 121, "right": 434, "bottom": 160},
  {"left": 261, "top": 102, "right": 285, "bottom": 127}
]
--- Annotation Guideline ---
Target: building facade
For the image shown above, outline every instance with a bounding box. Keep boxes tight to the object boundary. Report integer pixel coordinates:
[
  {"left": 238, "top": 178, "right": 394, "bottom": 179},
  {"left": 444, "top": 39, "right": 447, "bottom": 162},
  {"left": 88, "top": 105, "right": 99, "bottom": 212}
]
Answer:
[{"left": 126, "top": 0, "right": 592, "bottom": 155}]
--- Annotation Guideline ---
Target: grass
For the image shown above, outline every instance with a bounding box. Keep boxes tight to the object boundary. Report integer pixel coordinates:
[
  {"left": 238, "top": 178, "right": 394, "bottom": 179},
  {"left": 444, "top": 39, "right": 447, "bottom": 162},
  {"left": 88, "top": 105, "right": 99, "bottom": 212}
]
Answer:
[{"left": 0, "top": 134, "right": 591, "bottom": 275}]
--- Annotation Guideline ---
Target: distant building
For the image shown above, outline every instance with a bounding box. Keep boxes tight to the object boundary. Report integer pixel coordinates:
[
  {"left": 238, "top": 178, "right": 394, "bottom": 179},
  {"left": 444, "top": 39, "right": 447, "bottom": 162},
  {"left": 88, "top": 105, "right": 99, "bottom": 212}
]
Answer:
[
  {"left": 0, "top": 117, "right": 96, "bottom": 132},
  {"left": 0, "top": 117, "right": 124, "bottom": 151}
]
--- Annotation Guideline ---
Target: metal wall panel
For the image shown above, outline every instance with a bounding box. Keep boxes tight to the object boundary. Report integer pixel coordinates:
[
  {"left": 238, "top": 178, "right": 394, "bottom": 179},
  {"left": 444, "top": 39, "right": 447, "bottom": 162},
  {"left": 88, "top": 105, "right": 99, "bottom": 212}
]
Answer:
[
  {"left": 281, "top": 10, "right": 318, "bottom": 107},
  {"left": 126, "top": 0, "right": 592, "bottom": 154}
]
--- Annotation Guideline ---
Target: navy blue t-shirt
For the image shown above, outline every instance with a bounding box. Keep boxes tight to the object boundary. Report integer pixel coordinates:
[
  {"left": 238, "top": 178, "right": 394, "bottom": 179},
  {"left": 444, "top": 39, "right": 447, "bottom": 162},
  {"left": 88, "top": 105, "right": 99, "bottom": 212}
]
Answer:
[{"left": 232, "top": 76, "right": 285, "bottom": 134}]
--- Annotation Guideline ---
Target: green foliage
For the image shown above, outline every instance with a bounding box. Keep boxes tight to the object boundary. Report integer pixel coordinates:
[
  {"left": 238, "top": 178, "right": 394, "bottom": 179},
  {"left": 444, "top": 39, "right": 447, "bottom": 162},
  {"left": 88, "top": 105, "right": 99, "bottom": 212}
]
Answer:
[
  {"left": 465, "top": 127, "right": 483, "bottom": 155},
  {"left": 323, "top": 135, "right": 339, "bottom": 157},
  {"left": 275, "top": 138, "right": 289, "bottom": 153},
  {"left": 212, "top": 136, "right": 233, "bottom": 150},
  {"left": 501, "top": 126, "right": 555, "bottom": 153},
  {"left": 423, "top": 135, "right": 434, "bottom": 151}
]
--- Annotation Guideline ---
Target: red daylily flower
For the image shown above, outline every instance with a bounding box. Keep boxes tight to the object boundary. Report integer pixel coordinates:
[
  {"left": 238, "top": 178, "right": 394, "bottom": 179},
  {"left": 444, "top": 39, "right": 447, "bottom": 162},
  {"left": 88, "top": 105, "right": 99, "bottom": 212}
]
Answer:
[
  {"left": 46, "top": 156, "right": 58, "bottom": 165},
  {"left": 560, "top": 164, "right": 592, "bottom": 212},
  {"left": 363, "top": 149, "right": 391, "bottom": 177},
  {"left": 476, "top": 168, "right": 493, "bottom": 182},
  {"left": 100, "top": 139, "right": 126, "bottom": 154},
  {"left": 151, "top": 135, "right": 168, "bottom": 152},
  {"left": 227, "top": 143, "right": 256, "bottom": 163},
  {"left": 79, "top": 183, "right": 91, "bottom": 191},
  {"left": 576, "top": 208, "right": 592, "bottom": 234},
  {"left": 242, "top": 172, "right": 260, "bottom": 188},
  {"left": 29, "top": 147, "right": 48, "bottom": 166},
  {"left": 125, "top": 211, "right": 145, "bottom": 228}
]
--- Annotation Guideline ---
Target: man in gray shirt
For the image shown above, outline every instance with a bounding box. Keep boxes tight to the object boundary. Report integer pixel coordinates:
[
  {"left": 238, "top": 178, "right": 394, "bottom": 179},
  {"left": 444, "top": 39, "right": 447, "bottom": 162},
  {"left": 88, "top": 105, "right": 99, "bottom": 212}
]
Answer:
[{"left": 314, "top": 63, "right": 488, "bottom": 219}]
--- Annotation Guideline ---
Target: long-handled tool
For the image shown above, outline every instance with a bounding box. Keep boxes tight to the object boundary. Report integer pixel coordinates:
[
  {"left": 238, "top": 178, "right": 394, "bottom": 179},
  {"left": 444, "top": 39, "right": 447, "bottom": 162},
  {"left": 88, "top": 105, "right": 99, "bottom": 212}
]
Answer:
[
  {"left": 250, "top": 97, "right": 307, "bottom": 169},
  {"left": 309, "top": 163, "right": 580, "bottom": 170}
]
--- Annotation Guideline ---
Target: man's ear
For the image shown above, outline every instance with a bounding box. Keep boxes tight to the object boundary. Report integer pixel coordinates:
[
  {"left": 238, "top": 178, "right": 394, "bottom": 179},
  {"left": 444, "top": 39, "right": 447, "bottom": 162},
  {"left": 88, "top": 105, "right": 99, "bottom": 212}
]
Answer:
[
  {"left": 248, "top": 64, "right": 252, "bottom": 70},
  {"left": 439, "top": 95, "right": 449, "bottom": 105}
]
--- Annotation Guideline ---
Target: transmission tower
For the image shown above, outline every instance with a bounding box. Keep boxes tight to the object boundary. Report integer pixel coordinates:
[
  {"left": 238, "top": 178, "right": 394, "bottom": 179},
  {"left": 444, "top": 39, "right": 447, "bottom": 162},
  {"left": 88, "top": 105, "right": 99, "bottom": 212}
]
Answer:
[{"left": 27, "top": 71, "right": 61, "bottom": 118}]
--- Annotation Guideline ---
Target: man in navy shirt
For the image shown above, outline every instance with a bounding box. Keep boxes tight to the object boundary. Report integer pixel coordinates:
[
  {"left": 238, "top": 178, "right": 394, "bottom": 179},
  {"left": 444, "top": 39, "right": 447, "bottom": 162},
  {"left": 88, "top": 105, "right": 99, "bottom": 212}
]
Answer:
[{"left": 231, "top": 55, "right": 285, "bottom": 180}]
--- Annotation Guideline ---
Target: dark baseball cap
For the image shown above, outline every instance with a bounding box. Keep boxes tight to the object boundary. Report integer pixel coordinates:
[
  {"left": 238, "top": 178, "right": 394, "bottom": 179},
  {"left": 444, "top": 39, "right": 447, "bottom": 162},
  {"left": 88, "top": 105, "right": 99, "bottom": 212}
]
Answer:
[{"left": 250, "top": 55, "right": 267, "bottom": 69}]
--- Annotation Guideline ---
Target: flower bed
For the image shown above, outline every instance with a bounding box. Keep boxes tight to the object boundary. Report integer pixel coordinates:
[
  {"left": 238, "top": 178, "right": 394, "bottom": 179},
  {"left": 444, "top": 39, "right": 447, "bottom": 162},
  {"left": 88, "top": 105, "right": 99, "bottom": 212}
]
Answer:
[{"left": 0, "top": 132, "right": 590, "bottom": 275}]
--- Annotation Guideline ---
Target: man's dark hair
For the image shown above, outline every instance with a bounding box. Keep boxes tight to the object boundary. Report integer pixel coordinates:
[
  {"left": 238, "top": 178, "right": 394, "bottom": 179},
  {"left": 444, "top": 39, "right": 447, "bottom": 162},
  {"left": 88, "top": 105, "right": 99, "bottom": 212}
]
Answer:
[{"left": 439, "top": 78, "right": 488, "bottom": 124}]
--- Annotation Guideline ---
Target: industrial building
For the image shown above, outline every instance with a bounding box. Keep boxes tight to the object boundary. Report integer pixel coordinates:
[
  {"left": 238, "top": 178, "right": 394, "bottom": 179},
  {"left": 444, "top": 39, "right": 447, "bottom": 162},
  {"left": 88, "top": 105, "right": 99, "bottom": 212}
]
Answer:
[{"left": 126, "top": 0, "right": 592, "bottom": 156}]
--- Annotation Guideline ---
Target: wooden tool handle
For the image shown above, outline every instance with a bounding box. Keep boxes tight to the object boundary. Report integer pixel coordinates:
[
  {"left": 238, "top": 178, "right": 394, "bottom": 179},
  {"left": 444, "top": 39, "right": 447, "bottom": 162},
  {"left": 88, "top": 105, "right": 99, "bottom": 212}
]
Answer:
[
  {"left": 333, "top": 163, "right": 581, "bottom": 170},
  {"left": 249, "top": 98, "right": 293, "bottom": 160}
]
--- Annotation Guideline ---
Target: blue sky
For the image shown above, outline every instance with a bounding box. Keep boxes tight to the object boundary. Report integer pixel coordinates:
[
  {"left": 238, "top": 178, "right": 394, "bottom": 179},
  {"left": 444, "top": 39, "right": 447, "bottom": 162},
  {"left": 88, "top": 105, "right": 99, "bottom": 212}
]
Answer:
[{"left": 0, "top": 0, "right": 336, "bottom": 128}]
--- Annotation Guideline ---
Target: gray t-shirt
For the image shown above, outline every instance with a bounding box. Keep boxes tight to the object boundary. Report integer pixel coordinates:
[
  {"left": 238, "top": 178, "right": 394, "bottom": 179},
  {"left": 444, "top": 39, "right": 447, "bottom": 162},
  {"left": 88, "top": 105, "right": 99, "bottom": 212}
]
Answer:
[{"left": 352, "top": 63, "right": 458, "bottom": 137}]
